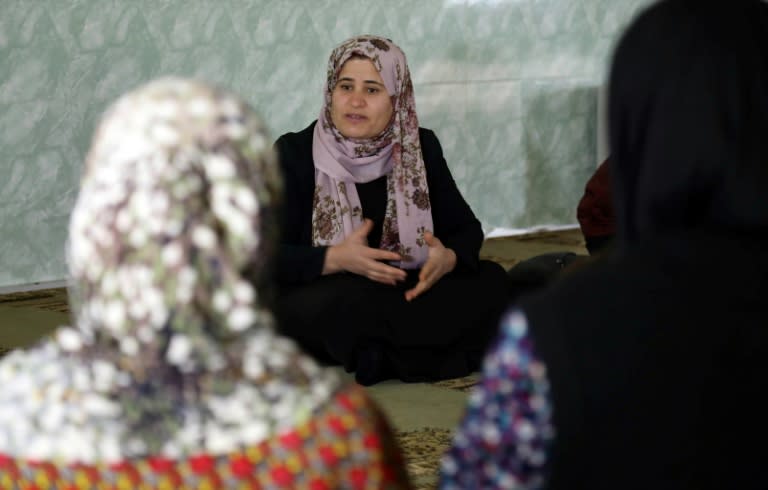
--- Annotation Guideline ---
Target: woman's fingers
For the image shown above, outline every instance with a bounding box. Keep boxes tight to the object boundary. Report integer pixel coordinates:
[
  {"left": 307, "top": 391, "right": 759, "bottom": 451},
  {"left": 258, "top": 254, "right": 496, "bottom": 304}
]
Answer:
[
  {"left": 404, "top": 279, "right": 429, "bottom": 301},
  {"left": 373, "top": 263, "right": 406, "bottom": 282},
  {"left": 368, "top": 270, "right": 396, "bottom": 285},
  {"left": 362, "top": 247, "right": 404, "bottom": 282},
  {"left": 352, "top": 219, "right": 374, "bottom": 238},
  {"left": 405, "top": 271, "right": 434, "bottom": 301},
  {"left": 405, "top": 256, "right": 448, "bottom": 301},
  {"left": 369, "top": 249, "right": 402, "bottom": 262},
  {"left": 358, "top": 254, "right": 406, "bottom": 283},
  {"left": 418, "top": 258, "right": 436, "bottom": 283},
  {"left": 341, "top": 241, "right": 407, "bottom": 283}
]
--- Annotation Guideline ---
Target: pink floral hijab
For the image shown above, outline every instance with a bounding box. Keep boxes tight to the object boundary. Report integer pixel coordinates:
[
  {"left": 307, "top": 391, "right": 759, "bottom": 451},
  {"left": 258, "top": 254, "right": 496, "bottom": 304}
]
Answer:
[{"left": 312, "top": 35, "right": 434, "bottom": 268}]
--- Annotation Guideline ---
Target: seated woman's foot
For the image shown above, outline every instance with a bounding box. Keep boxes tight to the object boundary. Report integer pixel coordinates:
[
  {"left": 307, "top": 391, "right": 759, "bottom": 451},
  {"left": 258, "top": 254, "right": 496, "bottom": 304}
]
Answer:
[{"left": 354, "top": 347, "right": 395, "bottom": 386}]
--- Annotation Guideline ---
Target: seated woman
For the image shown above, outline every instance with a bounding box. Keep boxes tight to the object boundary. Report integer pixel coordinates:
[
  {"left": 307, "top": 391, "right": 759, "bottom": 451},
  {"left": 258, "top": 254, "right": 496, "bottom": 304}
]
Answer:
[
  {"left": 274, "top": 36, "right": 509, "bottom": 386},
  {"left": 441, "top": 1, "right": 768, "bottom": 488},
  {"left": 576, "top": 157, "right": 615, "bottom": 255},
  {"left": 0, "top": 79, "right": 410, "bottom": 489},
  {"left": 505, "top": 157, "right": 615, "bottom": 299}
]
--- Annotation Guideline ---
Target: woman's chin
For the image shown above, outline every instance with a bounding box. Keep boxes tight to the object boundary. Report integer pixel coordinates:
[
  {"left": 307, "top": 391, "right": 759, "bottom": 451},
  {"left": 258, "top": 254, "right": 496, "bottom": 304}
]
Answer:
[{"left": 338, "top": 126, "right": 371, "bottom": 139}]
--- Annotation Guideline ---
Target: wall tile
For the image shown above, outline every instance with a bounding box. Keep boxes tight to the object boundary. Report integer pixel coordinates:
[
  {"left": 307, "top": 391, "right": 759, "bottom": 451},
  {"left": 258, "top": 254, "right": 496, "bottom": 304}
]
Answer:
[{"left": 519, "top": 80, "right": 598, "bottom": 225}]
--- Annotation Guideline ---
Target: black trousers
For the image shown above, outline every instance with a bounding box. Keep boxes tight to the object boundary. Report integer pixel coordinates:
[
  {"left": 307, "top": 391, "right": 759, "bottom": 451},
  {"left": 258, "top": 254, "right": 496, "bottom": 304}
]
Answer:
[{"left": 275, "top": 260, "right": 510, "bottom": 385}]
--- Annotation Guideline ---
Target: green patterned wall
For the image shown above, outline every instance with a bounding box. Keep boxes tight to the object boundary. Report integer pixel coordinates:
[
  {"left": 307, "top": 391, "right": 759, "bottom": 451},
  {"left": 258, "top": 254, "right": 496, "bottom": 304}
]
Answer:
[{"left": 0, "top": 0, "right": 652, "bottom": 288}]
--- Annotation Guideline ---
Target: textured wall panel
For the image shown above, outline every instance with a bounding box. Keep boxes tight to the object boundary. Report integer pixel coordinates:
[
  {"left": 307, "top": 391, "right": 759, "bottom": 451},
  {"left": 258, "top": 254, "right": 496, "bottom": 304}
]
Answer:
[{"left": 0, "top": 0, "right": 651, "bottom": 287}]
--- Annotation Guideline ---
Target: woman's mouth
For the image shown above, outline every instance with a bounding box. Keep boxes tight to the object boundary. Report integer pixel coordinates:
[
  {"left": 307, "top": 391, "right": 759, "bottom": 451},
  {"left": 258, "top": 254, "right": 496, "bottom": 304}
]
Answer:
[{"left": 345, "top": 114, "right": 368, "bottom": 122}]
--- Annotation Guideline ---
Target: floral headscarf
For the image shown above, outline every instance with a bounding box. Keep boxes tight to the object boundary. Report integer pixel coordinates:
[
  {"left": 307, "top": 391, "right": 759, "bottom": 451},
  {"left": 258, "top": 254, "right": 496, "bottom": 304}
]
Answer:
[
  {"left": 0, "top": 78, "right": 339, "bottom": 463},
  {"left": 311, "top": 35, "right": 434, "bottom": 268}
]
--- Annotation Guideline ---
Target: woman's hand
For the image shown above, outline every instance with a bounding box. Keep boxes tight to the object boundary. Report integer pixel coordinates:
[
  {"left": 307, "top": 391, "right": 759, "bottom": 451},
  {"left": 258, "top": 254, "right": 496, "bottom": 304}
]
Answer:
[
  {"left": 323, "top": 219, "right": 407, "bottom": 285},
  {"left": 404, "top": 232, "right": 457, "bottom": 301}
]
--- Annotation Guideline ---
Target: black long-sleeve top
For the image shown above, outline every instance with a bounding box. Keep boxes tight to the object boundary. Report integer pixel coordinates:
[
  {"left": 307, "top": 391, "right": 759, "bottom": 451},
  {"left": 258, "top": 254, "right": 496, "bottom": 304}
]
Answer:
[{"left": 274, "top": 121, "right": 483, "bottom": 286}]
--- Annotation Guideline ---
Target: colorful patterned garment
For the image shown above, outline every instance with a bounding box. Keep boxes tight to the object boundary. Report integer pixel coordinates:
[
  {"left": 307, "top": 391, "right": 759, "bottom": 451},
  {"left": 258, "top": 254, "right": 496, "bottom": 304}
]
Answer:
[
  {"left": 0, "top": 78, "right": 410, "bottom": 489},
  {"left": 0, "top": 385, "right": 406, "bottom": 489},
  {"left": 440, "top": 309, "right": 554, "bottom": 489},
  {"left": 311, "top": 35, "right": 434, "bottom": 268}
]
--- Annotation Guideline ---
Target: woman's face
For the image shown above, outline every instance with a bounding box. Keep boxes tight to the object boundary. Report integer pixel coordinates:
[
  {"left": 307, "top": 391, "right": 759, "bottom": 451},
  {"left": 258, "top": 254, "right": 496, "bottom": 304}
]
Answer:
[{"left": 330, "top": 57, "right": 394, "bottom": 139}]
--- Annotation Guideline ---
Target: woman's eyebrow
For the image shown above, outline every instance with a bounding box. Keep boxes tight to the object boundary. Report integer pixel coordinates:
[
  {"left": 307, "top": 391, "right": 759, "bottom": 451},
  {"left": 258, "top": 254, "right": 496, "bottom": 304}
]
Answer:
[{"left": 337, "top": 76, "right": 385, "bottom": 87}]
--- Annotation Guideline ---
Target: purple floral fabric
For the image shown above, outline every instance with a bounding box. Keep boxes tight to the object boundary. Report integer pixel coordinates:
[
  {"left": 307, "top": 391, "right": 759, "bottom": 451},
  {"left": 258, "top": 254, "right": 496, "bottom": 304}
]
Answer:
[{"left": 311, "top": 35, "right": 433, "bottom": 268}]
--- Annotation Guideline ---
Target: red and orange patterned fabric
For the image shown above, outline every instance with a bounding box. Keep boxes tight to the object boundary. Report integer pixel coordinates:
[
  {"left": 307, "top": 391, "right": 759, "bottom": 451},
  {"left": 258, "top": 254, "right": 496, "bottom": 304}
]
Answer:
[{"left": 0, "top": 385, "right": 410, "bottom": 490}]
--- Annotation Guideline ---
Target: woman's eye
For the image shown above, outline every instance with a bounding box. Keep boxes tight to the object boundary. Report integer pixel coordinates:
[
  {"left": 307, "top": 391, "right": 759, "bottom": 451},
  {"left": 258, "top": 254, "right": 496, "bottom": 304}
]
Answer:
[
  {"left": 366, "top": 87, "right": 379, "bottom": 94},
  {"left": 337, "top": 84, "right": 352, "bottom": 91}
]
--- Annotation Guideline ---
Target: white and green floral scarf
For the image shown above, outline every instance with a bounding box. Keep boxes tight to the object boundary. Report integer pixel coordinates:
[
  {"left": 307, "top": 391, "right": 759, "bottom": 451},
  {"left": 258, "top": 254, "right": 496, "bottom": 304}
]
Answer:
[{"left": 0, "top": 78, "right": 339, "bottom": 464}]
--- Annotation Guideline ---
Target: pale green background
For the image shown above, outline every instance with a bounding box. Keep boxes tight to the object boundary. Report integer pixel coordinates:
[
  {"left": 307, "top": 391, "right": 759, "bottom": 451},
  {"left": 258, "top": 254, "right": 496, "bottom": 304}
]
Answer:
[{"left": 0, "top": 0, "right": 652, "bottom": 289}]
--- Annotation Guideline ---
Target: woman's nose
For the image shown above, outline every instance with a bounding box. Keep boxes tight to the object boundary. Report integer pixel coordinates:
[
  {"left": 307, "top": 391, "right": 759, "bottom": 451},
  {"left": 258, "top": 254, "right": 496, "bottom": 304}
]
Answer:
[{"left": 350, "top": 92, "right": 365, "bottom": 108}]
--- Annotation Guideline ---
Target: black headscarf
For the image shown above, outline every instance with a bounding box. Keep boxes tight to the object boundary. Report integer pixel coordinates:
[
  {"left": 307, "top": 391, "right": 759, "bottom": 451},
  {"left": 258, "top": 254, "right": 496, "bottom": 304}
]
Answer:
[
  {"left": 608, "top": 0, "right": 768, "bottom": 247},
  {"left": 519, "top": 1, "right": 768, "bottom": 488}
]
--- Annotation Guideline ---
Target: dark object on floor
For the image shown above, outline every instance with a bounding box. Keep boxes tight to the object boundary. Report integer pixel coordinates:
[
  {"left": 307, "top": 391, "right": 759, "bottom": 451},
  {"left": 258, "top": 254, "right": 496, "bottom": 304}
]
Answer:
[
  {"left": 506, "top": 251, "right": 588, "bottom": 298},
  {"left": 584, "top": 234, "right": 613, "bottom": 256}
]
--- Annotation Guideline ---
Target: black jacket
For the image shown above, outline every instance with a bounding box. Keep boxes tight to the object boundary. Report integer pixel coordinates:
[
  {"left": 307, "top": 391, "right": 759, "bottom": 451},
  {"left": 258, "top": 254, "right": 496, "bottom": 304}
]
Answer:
[{"left": 274, "top": 121, "right": 483, "bottom": 286}]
